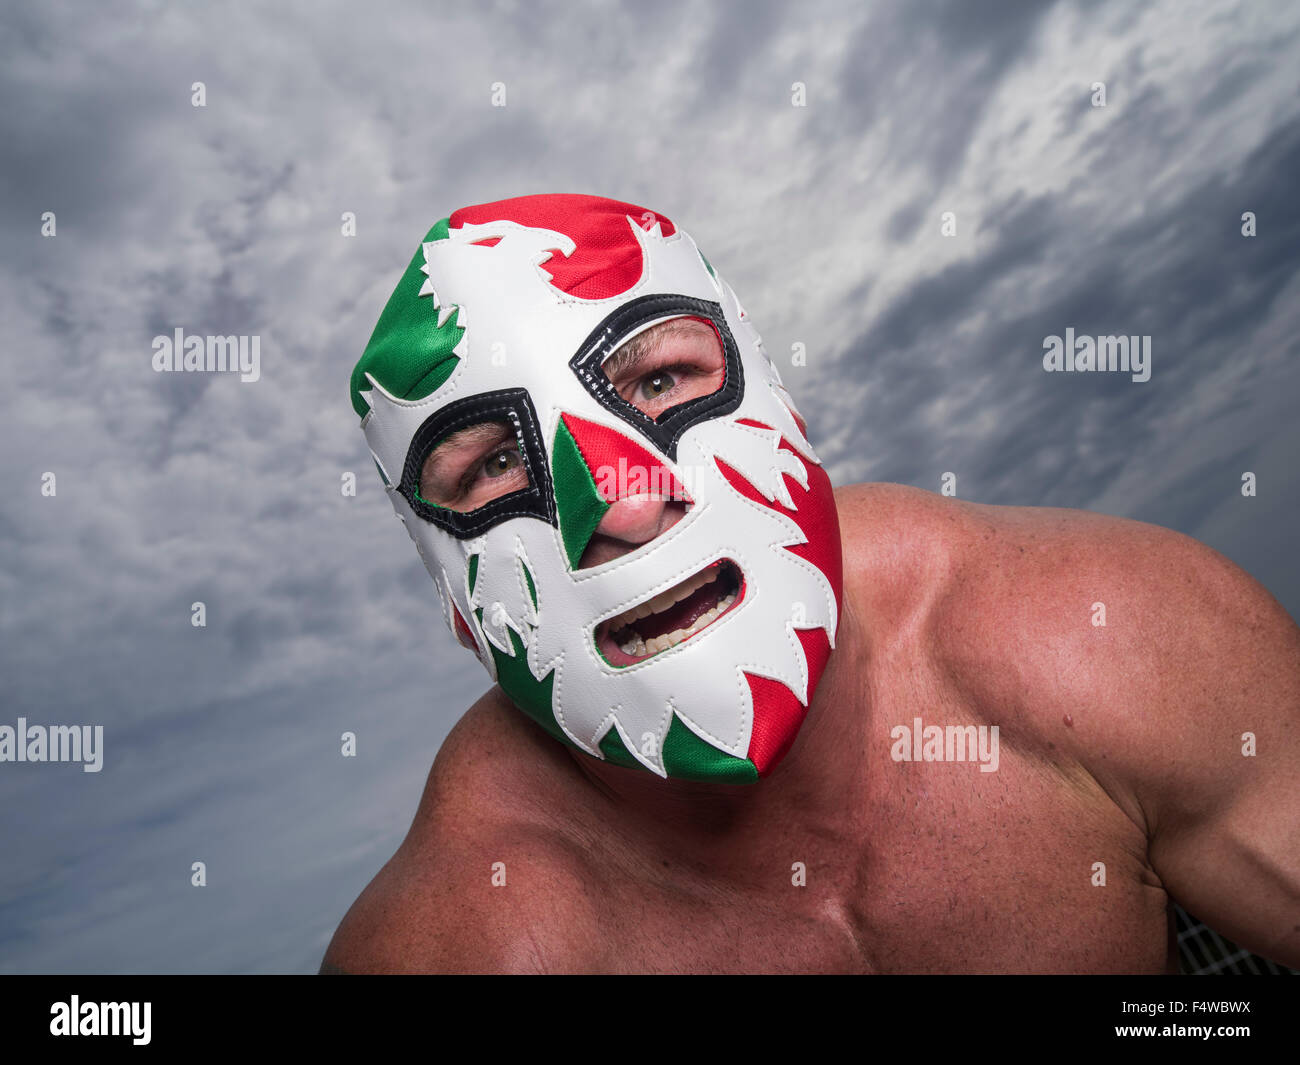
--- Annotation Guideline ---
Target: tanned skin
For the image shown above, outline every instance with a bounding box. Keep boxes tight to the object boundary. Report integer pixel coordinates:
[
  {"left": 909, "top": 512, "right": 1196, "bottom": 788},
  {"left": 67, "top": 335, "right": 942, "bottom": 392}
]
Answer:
[{"left": 321, "top": 480, "right": 1300, "bottom": 973}]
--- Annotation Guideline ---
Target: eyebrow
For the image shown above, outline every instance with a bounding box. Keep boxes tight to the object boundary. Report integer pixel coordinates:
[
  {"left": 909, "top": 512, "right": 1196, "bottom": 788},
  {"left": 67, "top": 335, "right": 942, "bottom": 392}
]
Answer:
[
  {"left": 422, "top": 421, "right": 516, "bottom": 481},
  {"left": 434, "top": 422, "right": 515, "bottom": 452},
  {"left": 603, "top": 319, "right": 712, "bottom": 380}
]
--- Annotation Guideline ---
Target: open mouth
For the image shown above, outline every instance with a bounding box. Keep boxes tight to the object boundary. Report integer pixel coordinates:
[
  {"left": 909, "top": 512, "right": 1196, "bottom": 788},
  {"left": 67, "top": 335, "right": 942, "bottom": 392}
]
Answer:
[{"left": 595, "top": 560, "right": 744, "bottom": 667}]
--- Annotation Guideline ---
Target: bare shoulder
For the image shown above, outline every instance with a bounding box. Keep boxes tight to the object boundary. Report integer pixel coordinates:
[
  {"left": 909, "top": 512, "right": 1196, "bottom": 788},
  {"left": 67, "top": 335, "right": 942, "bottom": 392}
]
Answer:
[
  {"left": 934, "top": 489, "right": 1299, "bottom": 728},
  {"left": 840, "top": 483, "right": 1300, "bottom": 822},
  {"left": 832, "top": 478, "right": 1300, "bottom": 769},
  {"left": 832, "top": 482, "right": 970, "bottom": 626},
  {"left": 320, "top": 687, "right": 607, "bottom": 974},
  {"left": 844, "top": 485, "right": 1300, "bottom": 963}
]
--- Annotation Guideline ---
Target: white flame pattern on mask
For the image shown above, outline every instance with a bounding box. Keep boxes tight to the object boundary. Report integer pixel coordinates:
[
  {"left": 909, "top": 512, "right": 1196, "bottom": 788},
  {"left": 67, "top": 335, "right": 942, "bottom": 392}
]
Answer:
[{"left": 358, "top": 212, "right": 837, "bottom": 775}]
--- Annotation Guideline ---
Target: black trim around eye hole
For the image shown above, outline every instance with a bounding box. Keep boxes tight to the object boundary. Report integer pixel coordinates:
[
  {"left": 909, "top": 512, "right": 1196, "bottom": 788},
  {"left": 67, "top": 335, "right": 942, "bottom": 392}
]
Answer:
[
  {"left": 568, "top": 294, "right": 744, "bottom": 460},
  {"left": 398, "top": 387, "right": 556, "bottom": 539}
]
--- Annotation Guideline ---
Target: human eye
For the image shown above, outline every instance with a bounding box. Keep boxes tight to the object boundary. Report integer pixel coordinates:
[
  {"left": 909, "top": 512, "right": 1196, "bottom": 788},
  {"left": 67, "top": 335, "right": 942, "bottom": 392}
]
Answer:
[
  {"left": 419, "top": 423, "right": 530, "bottom": 512},
  {"left": 635, "top": 366, "right": 682, "bottom": 404},
  {"left": 607, "top": 319, "right": 726, "bottom": 417},
  {"left": 478, "top": 444, "right": 523, "bottom": 482}
]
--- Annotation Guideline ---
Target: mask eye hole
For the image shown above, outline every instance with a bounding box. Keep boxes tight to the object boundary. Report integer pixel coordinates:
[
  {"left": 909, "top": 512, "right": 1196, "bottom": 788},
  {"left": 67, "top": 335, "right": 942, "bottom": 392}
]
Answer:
[
  {"left": 399, "top": 387, "right": 554, "bottom": 539},
  {"left": 601, "top": 316, "right": 727, "bottom": 422},
  {"left": 417, "top": 419, "right": 531, "bottom": 513},
  {"left": 568, "top": 294, "right": 745, "bottom": 461}
]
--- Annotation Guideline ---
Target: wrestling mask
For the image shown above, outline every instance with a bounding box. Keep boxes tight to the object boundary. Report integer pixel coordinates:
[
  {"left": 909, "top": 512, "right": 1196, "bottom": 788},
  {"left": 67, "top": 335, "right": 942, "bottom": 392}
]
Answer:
[{"left": 351, "top": 194, "right": 841, "bottom": 783}]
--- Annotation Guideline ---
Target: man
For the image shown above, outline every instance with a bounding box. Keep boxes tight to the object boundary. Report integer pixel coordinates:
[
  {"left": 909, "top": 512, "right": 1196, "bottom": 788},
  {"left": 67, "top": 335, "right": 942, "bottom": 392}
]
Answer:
[{"left": 322, "top": 194, "right": 1300, "bottom": 973}]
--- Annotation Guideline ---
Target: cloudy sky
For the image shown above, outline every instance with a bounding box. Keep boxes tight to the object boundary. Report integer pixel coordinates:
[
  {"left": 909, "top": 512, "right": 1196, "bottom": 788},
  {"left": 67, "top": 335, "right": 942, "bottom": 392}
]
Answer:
[{"left": 1, "top": 0, "right": 1297, "bottom": 973}]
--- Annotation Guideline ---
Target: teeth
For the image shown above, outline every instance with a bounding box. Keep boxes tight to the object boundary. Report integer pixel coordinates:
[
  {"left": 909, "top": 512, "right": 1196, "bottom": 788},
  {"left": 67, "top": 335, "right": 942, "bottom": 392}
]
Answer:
[
  {"left": 686, "top": 606, "right": 718, "bottom": 635},
  {"left": 618, "top": 635, "right": 648, "bottom": 656},
  {"left": 645, "top": 592, "right": 672, "bottom": 616},
  {"left": 608, "top": 564, "right": 723, "bottom": 631},
  {"left": 611, "top": 589, "right": 740, "bottom": 661}
]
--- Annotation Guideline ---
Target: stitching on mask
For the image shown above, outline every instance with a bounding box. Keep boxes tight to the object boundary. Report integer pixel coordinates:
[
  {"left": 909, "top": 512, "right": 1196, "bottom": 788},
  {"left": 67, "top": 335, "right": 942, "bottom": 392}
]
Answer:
[
  {"left": 549, "top": 649, "right": 607, "bottom": 758},
  {"left": 364, "top": 368, "right": 463, "bottom": 414},
  {"left": 433, "top": 562, "right": 454, "bottom": 634},
  {"left": 399, "top": 387, "right": 555, "bottom": 537},
  {"left": 648, "top": 700, "right": 676, "bottom": 768},
  {"left": 591, "top": 708, "right": 671, "bottom": 776},
  {"left": 733, "top": 616, "right": 813, "bottom": 705},
  {"left": 591, "top": 503, "right": 834, "bottom": 663},
  {"left": 716, "top": 469, "right": 839, "bottom": 627},
  {"left": 588, "top": 543, "right": 748, "bottom": 676},
  {"left": 669, "top": 696, "right": 750, "bottom": 759},
  {"left": 764, "top": 544, "right": 837, "bottom": 633},
  {"left": 593, "top": 548, "right": 732, "bottom": 623},
  {"left": 765, "top": 534, "right": 838, "bottom": 632},
  {"left": 585, "top": 479, "right": 831, "bottom": 638},
  {"left": 567, "top": 294, "right": 745, "bottom": 462},
  {"left": 562, "top": 467, "right": 703, "bottom": 588},
  {"left": 463, "top": 536, "right": 485, "bottom": 608},
  {"left": 513, "top": 536, "right": 539, "bottom": 627}
]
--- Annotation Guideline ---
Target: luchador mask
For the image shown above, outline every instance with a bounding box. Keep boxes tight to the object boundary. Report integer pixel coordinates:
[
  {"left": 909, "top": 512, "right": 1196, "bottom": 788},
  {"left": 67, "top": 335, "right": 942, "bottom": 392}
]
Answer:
[{"left": 351, "top": 195, "right": 841, "bottom": 783}]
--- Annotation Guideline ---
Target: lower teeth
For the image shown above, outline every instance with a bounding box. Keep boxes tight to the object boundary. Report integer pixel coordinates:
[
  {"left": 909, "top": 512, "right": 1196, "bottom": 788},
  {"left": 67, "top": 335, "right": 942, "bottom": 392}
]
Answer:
[{"left": 616, "top": 591, "right": 737, "bottom": 657}]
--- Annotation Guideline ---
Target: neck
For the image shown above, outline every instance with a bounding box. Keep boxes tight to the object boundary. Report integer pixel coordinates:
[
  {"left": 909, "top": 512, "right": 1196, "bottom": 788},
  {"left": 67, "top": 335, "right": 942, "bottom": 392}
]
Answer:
[{"left": 566, "top": 592, "right": 866, "bottom": 846}]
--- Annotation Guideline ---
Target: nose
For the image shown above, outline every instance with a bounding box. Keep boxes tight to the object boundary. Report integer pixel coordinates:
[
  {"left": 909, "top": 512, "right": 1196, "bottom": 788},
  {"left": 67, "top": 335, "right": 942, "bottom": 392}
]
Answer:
[
  {"left": 597, "top": 494, "right": 670, "bottom": 542},
  {"left": 580, "top": 496, "right": 687, "bottom": 568},
  {"left": 557, "top": 412, "right": 692, "bottom": 569}
]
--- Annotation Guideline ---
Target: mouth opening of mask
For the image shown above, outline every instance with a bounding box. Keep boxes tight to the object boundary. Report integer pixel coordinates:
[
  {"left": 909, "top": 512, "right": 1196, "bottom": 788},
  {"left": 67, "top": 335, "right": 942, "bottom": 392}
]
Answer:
[{"left": 594, "top": 559, "right": 744, "bottom": 668}]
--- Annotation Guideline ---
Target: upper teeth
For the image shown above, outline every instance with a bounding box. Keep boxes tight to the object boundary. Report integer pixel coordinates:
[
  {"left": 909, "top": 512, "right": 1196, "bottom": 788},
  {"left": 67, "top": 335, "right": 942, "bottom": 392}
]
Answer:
[
  {"left": 616, "top": 591, "right": 737, "bottom": 657},
  {"left": 607, "top": 565, "right": 722, "bottom": 632}
]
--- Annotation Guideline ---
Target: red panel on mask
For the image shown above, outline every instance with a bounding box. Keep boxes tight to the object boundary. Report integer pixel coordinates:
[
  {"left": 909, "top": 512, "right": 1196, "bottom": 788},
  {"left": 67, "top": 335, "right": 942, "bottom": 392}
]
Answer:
[
  {"left": 560, "top": 413, "right": 691, "bottom": 503},
  {"left": 744, "top": 628, "right": 832, "bottom": 774},
  {"left": 714, "top": 431, "right": 842, "bottom": 604},
  {"left": 451, "top": 602, "right": 478, "bottom": 652},
  {"left": 715, "top": 422, "right": 843, "bottom": 776},
  {"left": 448, "top": 194, "right": 676, "bottom": 300}
]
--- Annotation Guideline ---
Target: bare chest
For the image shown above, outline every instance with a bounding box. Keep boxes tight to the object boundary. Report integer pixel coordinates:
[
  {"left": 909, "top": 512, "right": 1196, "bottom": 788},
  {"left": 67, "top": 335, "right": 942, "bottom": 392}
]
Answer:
[{"left": 583, "top": 743, "right": 1170, "bottom": 974}]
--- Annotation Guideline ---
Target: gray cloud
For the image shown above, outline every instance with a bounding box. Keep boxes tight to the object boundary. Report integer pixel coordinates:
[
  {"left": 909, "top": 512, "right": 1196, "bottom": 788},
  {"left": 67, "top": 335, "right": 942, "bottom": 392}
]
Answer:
[{"left": 0, "top": 0, "right": 1296, "bottom": 973}]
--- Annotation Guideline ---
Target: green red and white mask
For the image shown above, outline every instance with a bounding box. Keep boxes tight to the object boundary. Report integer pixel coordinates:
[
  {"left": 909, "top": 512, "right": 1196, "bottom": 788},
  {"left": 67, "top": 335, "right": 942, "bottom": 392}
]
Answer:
[{"left": 352, "top": 194, "right": 842, "bottom": 783}]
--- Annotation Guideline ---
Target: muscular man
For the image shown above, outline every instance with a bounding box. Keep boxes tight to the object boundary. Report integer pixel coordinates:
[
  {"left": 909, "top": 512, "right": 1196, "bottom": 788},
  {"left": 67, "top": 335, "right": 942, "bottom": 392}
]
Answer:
[{"left": 322, "top": 194, "right": 1300, "bottom": 974}]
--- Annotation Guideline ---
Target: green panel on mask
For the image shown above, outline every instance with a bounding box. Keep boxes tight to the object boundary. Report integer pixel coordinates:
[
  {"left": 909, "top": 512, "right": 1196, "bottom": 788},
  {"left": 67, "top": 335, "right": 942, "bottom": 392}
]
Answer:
[
  {"left": 481, "top": 613, "right": 568, "bottom": 746},
  {"left": 522, "top": 562, "right": 537, "bottom": 611},
  {"left": 551, "top": 419, "right": 609, "bottom": 569},
  {"left": 478, "top": 591, "right": 758, "bottom": 784},
  {"left": 350, "top": 218, "right": 463, "bottom": 418},
  {"left": 598, "top": 725, "right": 643, "bottom": 770},
  {"left": 662, "top": 714, "right": 759, "bottom": 783}
]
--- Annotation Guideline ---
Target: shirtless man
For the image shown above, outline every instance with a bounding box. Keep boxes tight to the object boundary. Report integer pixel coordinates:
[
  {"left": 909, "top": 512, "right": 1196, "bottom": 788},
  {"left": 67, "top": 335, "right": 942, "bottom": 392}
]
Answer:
[{"left": 323, "top": 194, "right": 1300, "bottom": 974}]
